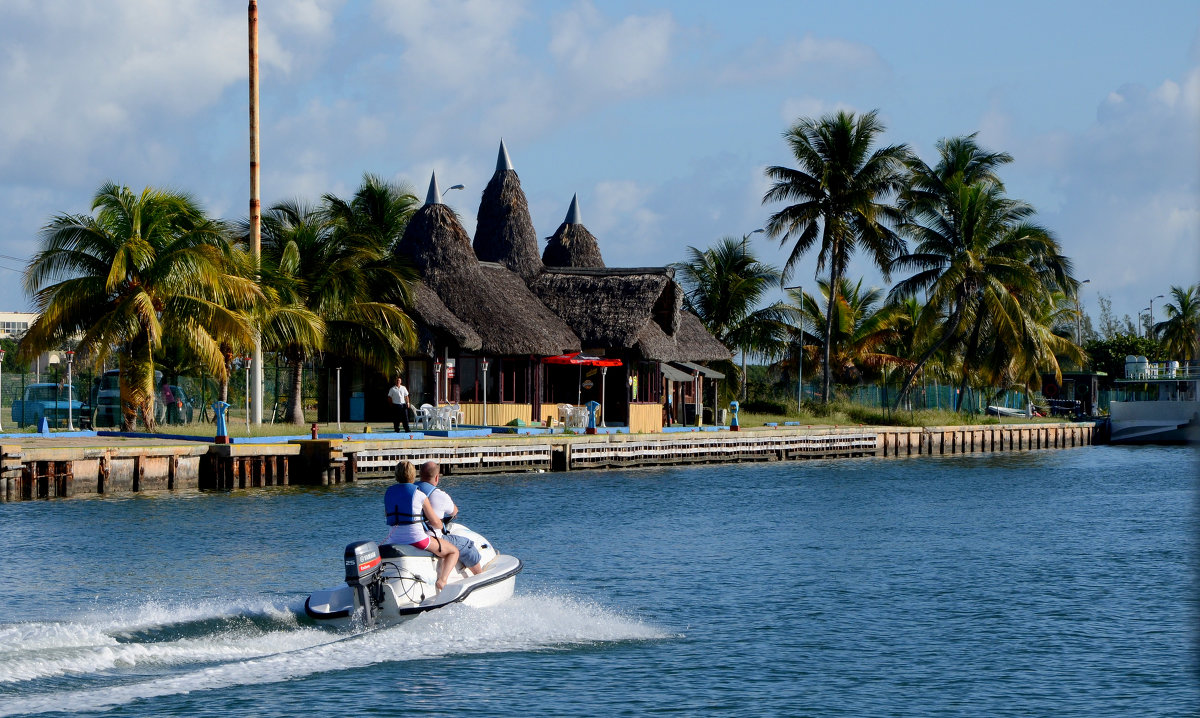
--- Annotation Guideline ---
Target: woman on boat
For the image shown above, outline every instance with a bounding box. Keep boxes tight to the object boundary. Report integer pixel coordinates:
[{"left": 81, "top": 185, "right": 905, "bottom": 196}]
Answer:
[{"left": 382, "top": 460, "right": 459, "bottom": 591}]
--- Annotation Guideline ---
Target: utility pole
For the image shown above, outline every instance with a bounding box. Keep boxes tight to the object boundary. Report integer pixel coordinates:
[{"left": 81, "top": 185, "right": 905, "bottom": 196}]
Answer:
[{"left": 248, "top": 1, "right": 263, "bottom": 425}]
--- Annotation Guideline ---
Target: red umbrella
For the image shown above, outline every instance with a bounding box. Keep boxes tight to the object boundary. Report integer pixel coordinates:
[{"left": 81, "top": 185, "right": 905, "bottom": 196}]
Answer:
[
  {"left": 543, "top": 353, "right": 623, "bottom": 408},
  {"left": 543, "top": 352, "right": 622, "bottom": 367}
]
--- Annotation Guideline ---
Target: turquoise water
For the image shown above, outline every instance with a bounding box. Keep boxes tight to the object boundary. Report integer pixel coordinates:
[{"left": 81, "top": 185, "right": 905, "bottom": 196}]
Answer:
[{"left": 0, "top": 445, "right": 1195, "bottom": 716}]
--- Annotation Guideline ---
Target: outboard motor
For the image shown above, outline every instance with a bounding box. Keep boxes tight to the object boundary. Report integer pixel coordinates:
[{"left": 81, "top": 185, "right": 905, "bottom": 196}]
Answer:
[{"left": 344, "top": 541, "right": 382, "bottom": 627}]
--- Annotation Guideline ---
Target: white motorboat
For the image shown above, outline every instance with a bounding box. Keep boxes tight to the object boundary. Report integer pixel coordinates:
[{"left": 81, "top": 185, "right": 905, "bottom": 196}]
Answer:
[
  {"left": 304, "top": 523, "right": 521, "bottom": 629},
  {"left": 1109, "top": 356, "right": 1200, "bottom": 443}
]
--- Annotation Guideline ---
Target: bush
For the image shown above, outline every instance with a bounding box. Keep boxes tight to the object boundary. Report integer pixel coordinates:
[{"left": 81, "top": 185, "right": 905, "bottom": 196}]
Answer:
[{"left": 741, "top": 399, "right": 788, "bottom": 415}]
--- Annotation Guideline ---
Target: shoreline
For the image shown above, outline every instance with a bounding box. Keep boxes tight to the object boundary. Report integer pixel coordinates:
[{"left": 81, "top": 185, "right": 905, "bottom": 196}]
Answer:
[{"left": 0, "top": 421, "right": 1100, "bottom": 502}]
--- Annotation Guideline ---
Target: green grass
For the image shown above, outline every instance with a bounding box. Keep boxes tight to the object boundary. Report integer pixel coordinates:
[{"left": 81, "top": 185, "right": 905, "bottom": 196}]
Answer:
[{"left": 741, "top": 400, "right": 1072, "bottom": 429}]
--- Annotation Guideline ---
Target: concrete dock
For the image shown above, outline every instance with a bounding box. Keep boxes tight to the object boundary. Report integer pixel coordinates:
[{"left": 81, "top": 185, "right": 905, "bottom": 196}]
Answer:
[{"left": 0, "top": 421, "right": 1099, "bottom": 501}]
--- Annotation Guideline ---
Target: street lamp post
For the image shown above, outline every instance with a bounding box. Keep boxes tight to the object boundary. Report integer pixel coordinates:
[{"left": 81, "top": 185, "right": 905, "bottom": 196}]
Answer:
[
  {"left": 1149, "top": 294, "right": 1164, "bottom": 339},
  {"left": 481, "top": 358, "right": 490, "bottom": 427},
  {"left": 1075, "top": 279, "right": 1090, "bottom": 345},
  {"left": 244, "top": 356, "right": 251, "bottom": 435},
  {"left": 600, "top": 365, "right": 607, "bottom": 427},
  {"left": 739, "top": 229, "right": 764, "bottom": 402},
  {"left": 65, "top": 350, "right": 75, "bottom": 430},
  {"left": 434, "top": 359, "right": 442, "bottom": 407},
  {"left": 442, "top": 184, "right": 465, "bottom": 197},
  {"left": 784, "top": 285, "right": 804, "bottom": 411},
  {"left": 1, "top": 347, "right": 7, "bottom": 432}
]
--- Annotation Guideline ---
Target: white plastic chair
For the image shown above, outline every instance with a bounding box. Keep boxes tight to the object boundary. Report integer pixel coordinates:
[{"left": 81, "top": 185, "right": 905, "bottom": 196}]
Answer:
[
  {"left": 558, "top": 404, "right": 573, "bottom": 425},
  {"left": 450, "top": 404, "right": 463, "bottom": 428},
  {"left": 417, "top": 404, "right": 434, "bottom": 430}
]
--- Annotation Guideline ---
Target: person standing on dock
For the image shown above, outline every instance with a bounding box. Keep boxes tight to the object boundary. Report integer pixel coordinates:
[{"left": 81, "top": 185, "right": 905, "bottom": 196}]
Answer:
[{"left": 388, "top": 376, "right": 411, "bottom": 433}]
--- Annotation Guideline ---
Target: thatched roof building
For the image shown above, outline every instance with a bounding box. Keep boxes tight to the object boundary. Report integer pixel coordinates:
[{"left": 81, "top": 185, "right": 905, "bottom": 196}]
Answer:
[
  {"left": 396, "top": 175, "right": 578, "bottom": 356},
  {"left": 634, "top": 310, "right": 732, "bottom": 363},
  {"left": 542, "top": 194, "right": 605, "bottom": 269},
  {"left": 409, "top": 281, "right": 482, "bottom": 357},
  {"left": 529, "top": 267, "right": 681, "bottom": 350},
  {"left": 473, "top": 140, "right": 543, "bottom": 280}
]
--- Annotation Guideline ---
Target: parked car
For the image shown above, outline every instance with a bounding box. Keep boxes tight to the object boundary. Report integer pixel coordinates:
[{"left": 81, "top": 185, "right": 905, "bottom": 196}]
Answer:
[
  {"left": 11, "top": 383, "right": 86, "bottom": 428},
  {"left": 156, "top": 384, "right": 195, "bottom": 425},
  {"left": 94, "top": 369, "right": 163, "bottom": 427}
]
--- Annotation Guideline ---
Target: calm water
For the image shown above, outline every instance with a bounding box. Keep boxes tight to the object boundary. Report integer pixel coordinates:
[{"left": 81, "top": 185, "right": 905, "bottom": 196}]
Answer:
[{"left": 0, "top": 445, "right": 1195, "bottom": 717}]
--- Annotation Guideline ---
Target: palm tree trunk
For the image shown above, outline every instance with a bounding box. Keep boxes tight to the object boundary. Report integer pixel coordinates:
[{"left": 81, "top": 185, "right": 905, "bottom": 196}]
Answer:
[
  {"left": 288, "top": 355, "right": 305, "bottom": 424},
  {"left": 956, "top": 312, "right": 985, "bottom": 413},
  {"left": 893, "top": 300, "right": 967, "bottom": 410},
  {"left": 121, "top": 334, "right": 157, "bottom": 431},
  {"left": 822, "top": 266, "right": 839, "bottom": 404}
]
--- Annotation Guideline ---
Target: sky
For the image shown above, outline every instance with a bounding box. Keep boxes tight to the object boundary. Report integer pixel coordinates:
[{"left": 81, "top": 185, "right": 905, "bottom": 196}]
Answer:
[{"left": 0, "top": 0, "right": 1197, "bottom": 328}]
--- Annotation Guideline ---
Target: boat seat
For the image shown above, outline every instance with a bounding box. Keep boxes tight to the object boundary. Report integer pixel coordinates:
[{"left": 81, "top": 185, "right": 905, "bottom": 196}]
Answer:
[{"left": 379, "top": 543, "right": 435, "bottom": 559}]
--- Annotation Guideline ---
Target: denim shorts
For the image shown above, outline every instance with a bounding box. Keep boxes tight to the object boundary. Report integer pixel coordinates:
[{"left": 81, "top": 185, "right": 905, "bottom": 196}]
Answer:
[{"left": 442, "top": 532, "right": 482, "bottom": 568}]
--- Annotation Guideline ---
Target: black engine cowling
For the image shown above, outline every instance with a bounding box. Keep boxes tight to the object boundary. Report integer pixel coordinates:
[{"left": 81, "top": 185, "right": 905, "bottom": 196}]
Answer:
[
  {"left": 344, "top": 541, "right": 382, "bottom": 585},
  {"left": 344, "top": 541, "right": 383, "bottom": 627}
]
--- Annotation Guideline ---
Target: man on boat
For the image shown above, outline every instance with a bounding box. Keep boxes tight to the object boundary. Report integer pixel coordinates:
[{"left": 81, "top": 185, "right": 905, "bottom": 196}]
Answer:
[
  {"left": 415, "top": 461, "right": 484, "bottom": 575},
  {"left": 383, "top": 460, "right": 458, "bottom": 592}
]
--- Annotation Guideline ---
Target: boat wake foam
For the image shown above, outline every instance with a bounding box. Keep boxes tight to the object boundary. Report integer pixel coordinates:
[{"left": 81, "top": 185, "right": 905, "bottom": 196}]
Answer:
[{"left": 0, "top": 591, "right": 668, "bottom": 716}]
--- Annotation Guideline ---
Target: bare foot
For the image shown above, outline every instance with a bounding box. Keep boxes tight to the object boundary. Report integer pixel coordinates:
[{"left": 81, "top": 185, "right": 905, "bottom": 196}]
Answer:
[{"left": 435, "top": 579, "right": 447, "bottom": 592}]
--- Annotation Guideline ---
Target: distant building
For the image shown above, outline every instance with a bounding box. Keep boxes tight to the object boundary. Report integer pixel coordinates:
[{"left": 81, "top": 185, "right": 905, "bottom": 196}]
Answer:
[
  {"left": 0, "top": 312, "right": 37, "bottom": 339},
  {"left": 319, "top": 140, "right": 730, "bottom": 432}
]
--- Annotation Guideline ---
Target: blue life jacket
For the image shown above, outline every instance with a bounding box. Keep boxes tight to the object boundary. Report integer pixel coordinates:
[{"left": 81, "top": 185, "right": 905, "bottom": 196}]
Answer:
[
  {"left": 384, "top": 483, "right": 424, "bottom": 526},
  {"left": 414, "top": 480, "right": 437, "bottom": 497}
]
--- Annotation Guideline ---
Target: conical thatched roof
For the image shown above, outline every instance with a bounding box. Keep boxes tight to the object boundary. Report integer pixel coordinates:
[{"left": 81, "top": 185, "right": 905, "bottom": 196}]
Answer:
[
  {"left": 396, "top": 201, "right": 480, "bottom": 285},
  {"left": 396, "top": 202, "right": 578, "bottom": 356},
  {"left": 529, "top": 267, "right": 680, "bottom": 348},
  {"left": 542, "top": 194, "right": 605, "bottom": 268},
  {"left": 635, "top": 310, "right": 731, "bottom": 362},
  {"left": 473, "top": 143, "right": 543, "bottom": 280}
]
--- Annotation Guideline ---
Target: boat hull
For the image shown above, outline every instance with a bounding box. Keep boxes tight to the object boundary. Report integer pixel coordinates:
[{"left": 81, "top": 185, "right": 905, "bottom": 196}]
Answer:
[
  {"left": 304, "top": 524, "right": 521, "bottom": 629},
  {"left": 1109, "top": 400, "right": 1200, "bottom": 443}
]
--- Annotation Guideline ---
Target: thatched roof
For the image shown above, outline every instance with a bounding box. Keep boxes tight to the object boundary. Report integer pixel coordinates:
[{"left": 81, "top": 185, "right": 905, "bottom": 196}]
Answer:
[
  {"left": 635, "top": 310, "right": 731, "bottom": 362},
  {"left": 395, "top": 202, "right": 479, "bottom": 284},
  {"left": 543, "top": 223, "right": 605, "bottom": 268},
  {"left": 470, "top": 263, "right": 580, "bottom": 355},
  {"left": 473, "top": 168, "right": 543, "bottom": 280},
  {"left": 409, "top": 281, "right": 482, "bottom": 356},
  {"left": 529, "top": 268, "right": 681, "bottom": 349},
  {"left": 397, "top": 203, "right": 578, "bottom": 356},
  {"left": 542, "top": 196, "right": 604, "bottom": 268}
]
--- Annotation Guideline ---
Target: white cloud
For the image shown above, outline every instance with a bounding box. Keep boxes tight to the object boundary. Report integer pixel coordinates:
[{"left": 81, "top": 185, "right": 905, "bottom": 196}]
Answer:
[
  {"left": 0, "top": 1, "right": 299, "bottom": 183},
  {"left": 549, "top": 2, "right": 676, "bottom": 95},
  {"left": 373, "top": 0, "right": 527, "bottom": 91},
  {"left": 715, "top": 34, "right": 884, "bottom": 86},
  {"left": 779, "top": 97, "right": 858, "bottom": 124}
]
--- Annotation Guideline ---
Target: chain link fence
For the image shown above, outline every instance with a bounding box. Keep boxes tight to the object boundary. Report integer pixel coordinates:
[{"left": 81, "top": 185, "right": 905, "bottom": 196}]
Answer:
[{"left": 0, "top": 356, "right": 321, "bottom": 430}]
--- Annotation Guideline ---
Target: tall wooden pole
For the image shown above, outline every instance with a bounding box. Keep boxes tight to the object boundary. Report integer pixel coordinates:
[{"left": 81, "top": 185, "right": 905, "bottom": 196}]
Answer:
[{"left": 248, "top": 1, "right": 263, "bottom": 425}]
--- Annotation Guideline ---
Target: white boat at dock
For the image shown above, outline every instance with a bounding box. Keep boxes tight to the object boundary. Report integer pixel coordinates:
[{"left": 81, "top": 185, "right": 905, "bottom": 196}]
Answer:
[{"left": 1109, "top": 357, "right": 1200, "bottom": 443}]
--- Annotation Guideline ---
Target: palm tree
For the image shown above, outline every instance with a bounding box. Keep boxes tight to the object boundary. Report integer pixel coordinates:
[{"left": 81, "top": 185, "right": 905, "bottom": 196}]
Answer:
[
  {"left": 974, "top": 289, "right": 1085, "bottom": 401},
  {"left": 323, "top": 173, "right": 420, "bottom": 254},
  {"left": 675, "top": 237, "right": 791, "bottom": 396},
  {"left": 784, "top": 278, "right": 912, "bottom": 388},
  {"left": 22, "top": 182, "right": 258, "bottom": 429},
  {"left": 762, "top": 109, "right": 910, "bottom": 403},
  {"left": 888, "top": 136, "right": 1072, "bottom": 409},
  {"left": 255, "top": 188, "right": 418, "bottom": 424},
  {"left": 1153, "top": 285, "right": 1200, "bottom": 360}
]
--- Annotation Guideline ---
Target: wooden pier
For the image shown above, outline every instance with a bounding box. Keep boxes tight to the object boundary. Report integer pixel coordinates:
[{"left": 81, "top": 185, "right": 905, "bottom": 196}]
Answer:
[{"left": 0, "top": 421, "right": 1099, "bottom": 502}]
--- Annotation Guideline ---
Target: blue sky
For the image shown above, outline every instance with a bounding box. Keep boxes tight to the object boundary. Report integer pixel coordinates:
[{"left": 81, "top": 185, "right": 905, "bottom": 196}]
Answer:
[{"left": 0, "top": 0, "right": 1196, "bottom": 327}]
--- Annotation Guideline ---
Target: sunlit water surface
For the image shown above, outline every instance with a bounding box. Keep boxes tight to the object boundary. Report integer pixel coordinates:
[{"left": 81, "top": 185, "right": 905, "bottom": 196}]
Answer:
[{"left": 0, "top": 445, "right": 1195, "bottom": 717}]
